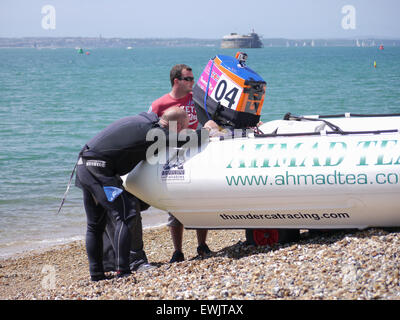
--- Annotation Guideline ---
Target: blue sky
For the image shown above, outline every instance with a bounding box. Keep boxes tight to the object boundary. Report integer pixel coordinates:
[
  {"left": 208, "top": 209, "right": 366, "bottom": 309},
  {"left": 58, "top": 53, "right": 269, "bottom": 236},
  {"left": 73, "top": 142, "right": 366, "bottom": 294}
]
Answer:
[{"left": 1, "top": 0, "right": 399, "bottom": 38}]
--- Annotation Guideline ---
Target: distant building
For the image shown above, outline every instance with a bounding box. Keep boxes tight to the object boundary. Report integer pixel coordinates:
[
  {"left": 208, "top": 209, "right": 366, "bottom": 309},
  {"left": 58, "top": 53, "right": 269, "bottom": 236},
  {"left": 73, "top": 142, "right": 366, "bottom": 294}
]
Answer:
[{"left": 221, "top": 31, "right": 263, "bottom": 49}]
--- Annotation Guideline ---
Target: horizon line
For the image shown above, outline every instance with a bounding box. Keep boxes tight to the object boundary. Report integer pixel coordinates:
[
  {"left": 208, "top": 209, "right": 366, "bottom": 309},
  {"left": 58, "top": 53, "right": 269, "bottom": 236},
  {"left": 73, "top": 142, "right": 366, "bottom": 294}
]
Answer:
[{"left": 1, "top": 35, "right": 400, "bottom": 40}]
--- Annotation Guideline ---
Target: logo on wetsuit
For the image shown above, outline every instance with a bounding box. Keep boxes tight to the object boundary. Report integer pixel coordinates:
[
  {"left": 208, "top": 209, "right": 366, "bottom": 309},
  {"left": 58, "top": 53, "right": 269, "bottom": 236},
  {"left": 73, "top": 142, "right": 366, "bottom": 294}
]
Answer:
[
  {"left": 103, "top": 186, "right": 123, "bottom": 202},
  {"left": 86, "top": 160, "right": 106, "bottom": 168}
]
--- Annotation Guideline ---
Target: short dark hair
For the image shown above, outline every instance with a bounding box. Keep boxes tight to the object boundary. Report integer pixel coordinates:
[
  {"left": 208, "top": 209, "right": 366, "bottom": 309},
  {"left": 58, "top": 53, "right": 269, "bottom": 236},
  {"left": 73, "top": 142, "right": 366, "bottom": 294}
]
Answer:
[{"left": 170, "top": 64, "right": 192, "bottom": 87}]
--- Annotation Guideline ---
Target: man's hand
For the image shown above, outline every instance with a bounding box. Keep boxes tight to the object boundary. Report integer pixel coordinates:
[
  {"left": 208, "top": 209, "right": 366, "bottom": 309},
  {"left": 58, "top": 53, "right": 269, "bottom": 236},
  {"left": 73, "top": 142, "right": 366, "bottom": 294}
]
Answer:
[{"left": 203, "top": 120, "right": 219, "bottom": 132}]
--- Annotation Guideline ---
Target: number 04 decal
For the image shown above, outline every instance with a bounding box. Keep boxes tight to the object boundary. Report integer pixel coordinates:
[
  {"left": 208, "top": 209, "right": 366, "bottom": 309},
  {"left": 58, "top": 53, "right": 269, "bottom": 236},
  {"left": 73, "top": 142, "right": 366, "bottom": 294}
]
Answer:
[{"left": 212, "top": 74, "right": 242, "bottom": 110}]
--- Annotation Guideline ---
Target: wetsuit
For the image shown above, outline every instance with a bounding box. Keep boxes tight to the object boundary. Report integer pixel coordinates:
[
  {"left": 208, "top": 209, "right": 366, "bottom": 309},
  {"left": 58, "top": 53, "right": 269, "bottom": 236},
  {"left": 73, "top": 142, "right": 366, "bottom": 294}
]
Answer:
[
  {"left": 75, "top": 112, "right": 161, "bottom": 278},
  {"left": 75, "top": 112, "right": 208, "bottom": 279}
]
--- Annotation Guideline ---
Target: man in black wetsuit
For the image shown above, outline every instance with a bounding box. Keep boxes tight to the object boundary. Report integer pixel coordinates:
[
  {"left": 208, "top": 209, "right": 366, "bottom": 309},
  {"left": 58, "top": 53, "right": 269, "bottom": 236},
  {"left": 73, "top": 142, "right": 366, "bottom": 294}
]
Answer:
[{"left": 75, "top": 107, "right": 217, "bottom": 281}]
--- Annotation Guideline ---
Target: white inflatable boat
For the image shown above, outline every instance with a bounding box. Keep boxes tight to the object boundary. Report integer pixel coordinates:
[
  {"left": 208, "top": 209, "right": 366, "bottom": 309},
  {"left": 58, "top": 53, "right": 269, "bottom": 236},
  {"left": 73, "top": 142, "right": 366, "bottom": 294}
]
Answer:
[
  {"left": 123, "top": 53, "right": 400, "bottom": 245},
  {"left": 124, "top": 113, "right": 400, "bottom": 229}
]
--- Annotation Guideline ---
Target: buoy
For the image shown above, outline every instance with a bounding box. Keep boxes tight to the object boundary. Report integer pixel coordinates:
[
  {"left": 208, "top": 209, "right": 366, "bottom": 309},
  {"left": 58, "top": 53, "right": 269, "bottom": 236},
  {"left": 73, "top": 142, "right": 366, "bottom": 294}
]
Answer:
[
  {"left": 379, "top": 45, "right": 384, "bottom": 50},
  {"left": 85, "top": 51, "right": 90, "bottom": 55},
  {"left": 374, "top": 61, "right": 377, "bottom": 68},
  {"left": 77, "top": 48, "right": 83, "bottom": 54}
]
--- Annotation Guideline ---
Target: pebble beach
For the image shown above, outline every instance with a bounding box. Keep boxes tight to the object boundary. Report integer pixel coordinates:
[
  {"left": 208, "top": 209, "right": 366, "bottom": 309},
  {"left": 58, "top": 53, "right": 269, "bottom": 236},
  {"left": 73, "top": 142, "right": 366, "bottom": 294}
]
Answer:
[{"left": 1, "top": 226, "right": 400, "bottom": 300}]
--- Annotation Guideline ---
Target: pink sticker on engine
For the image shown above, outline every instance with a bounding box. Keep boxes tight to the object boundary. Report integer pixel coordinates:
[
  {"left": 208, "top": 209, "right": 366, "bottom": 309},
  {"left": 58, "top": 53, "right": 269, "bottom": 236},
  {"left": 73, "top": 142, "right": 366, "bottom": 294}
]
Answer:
[{"left": 196, "top": 60, "right": 222, "bottom": 96}]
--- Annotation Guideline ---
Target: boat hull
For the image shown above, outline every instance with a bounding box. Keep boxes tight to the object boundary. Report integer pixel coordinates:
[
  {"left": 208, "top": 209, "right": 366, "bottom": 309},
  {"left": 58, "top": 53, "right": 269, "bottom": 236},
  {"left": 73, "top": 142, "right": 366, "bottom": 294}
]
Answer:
[{"left": 123, "top": 117, "right": 400, "bottom": 230}]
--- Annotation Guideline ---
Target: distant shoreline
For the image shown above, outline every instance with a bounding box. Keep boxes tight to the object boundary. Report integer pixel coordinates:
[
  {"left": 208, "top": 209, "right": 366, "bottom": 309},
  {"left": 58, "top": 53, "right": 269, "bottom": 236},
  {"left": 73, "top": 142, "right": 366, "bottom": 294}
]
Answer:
[{"left": 1, "top": 36, "right": 400, "bottom": 48}]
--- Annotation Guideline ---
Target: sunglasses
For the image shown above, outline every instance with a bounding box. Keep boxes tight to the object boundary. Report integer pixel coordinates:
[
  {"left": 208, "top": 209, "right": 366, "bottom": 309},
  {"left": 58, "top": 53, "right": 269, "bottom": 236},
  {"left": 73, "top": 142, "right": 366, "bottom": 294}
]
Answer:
[{"left": 178, "top": 76, "right": 194, "bottom": 82}]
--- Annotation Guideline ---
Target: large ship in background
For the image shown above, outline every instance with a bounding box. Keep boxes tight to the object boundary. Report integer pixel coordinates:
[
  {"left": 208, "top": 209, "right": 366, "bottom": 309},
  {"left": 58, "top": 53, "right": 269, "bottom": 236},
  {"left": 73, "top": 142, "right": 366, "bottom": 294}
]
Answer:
[{"left": 221, "top": 30, "right": 263, "bottom": 48}]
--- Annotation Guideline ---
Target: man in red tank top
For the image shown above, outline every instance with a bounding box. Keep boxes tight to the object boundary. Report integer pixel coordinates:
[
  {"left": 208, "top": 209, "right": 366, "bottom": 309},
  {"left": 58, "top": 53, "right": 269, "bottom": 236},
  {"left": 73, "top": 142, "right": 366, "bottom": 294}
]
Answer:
[
  {"left": 149, "top": 64, "right": 211, "bottom": 263},
  {"left": 149, "top": 65, "right": 198, "bottom": 129}
]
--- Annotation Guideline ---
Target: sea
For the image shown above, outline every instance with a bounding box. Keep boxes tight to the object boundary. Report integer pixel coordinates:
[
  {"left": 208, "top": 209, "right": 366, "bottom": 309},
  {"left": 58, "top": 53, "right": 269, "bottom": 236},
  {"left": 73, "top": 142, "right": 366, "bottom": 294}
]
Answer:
[{"left": 1, "top": 46, "right": 400, "bottom": 259}]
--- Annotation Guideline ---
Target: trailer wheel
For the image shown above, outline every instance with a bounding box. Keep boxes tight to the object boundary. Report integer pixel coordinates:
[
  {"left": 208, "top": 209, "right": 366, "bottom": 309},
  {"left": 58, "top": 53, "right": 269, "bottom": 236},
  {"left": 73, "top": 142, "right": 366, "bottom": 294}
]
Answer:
[{"left": 245, "top": 229, "right": 300, "bottom": 246}]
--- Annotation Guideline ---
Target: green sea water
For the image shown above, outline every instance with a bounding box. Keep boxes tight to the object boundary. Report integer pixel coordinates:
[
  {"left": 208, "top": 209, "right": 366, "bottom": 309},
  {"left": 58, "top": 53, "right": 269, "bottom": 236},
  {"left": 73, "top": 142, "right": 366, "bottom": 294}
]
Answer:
[{"left": 1, "top": 46, "right": 399, "bottom": 257}]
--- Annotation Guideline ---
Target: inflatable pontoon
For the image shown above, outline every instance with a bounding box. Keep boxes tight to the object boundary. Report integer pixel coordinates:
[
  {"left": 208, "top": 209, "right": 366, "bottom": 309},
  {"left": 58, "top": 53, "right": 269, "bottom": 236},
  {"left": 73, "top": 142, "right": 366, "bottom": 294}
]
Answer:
[{"left": 123, "top": 53, "right": 400, "bottom": 245}]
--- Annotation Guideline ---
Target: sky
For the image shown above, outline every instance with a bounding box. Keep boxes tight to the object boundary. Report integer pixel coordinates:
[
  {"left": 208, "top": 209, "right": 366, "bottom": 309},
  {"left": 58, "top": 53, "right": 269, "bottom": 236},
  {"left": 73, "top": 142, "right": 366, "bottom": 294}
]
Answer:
[{"left": 1, "top": 0, "right": 399, "bottom": 39}]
